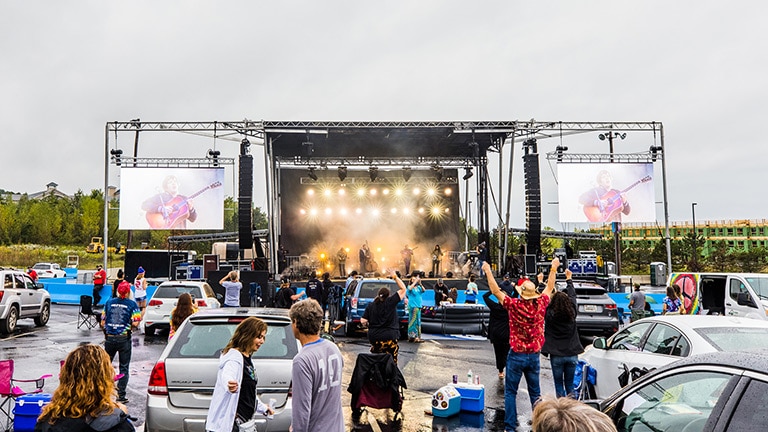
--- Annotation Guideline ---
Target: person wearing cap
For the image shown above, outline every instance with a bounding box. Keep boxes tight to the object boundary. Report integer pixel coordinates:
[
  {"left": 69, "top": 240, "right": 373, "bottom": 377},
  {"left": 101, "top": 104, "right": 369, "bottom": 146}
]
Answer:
[
  {"left": 93, "top": 264, "right": 107, "bottom": 306},
  {"left": 101, "top": 280, "right": 141, "bottom": 403},
  {"left": 133, "top": 266, "right": 148, "bottom": 317},
  {"left": 26, "top": 266, "right": 38, "bottom": 283},
  {"left": 484, "top": 257, "right": 559, "bottom": 431},
  {"left": 500, "top": 273, "right": 517, "bottom": 298},
  {"left": 433, "top": 278, "right": 450, "bottom": 306}
]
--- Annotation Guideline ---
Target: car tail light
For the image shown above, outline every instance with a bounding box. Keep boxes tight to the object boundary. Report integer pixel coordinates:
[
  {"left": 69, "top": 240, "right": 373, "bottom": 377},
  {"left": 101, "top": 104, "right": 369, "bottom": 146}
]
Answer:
[
  {"left": 0, "top": 292, "right": 4, "bottom": 301},
  {"left": 197, "top": 300, "right": 208, "bottom": 307},
  {"left": 148, "top": 361, "right": 168, "bottom": 395},
  {"left": 148, "top": 299, "right": 164, "bottom": 306},
  {"left": 605, "top": 304, "right": 617, "bottom": 310},
  {"left": 351, "top": 298, "right": 358, "bottom": 309}
]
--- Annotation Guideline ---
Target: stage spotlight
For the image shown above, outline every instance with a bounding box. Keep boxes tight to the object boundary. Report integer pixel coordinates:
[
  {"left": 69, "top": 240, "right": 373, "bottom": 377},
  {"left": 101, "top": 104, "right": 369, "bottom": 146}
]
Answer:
[
  {"left": 208, "top": 149, "right": 221, "bottom": 167},
  {"left": 412, "top": 187, "right": 420, "bottom": 195},
  {"left": 357, "top": 188, "right": 366, "bottom": 197},
  {"left": 369, "top": 166, "right": 379, "bottom": 181},
  {"left": 355, "top": 208, "right": 363, "bottom": 214},
  {"left": 323, "top": 188, "right": 332, "bottom": 197},
  {"left": 338, "top": 188, "right": 346, "bottom": 196},
  {"left": 463, "top": 167, "right": 474, "bottom": 180},
  {"left": 110, "top": 149, "right": 123, "bottom": 166},
  {"left": 302, "top": 141, "right": 314, "bottom": 157},
  {"left": 325, "top": 208, "right": 332, "bottom": 215},
  {"left": 337, "top": 166, "right": 347, "bottom": 181},
  {"left": 650, "top": 145, "right": 662, "bottom": 162},
  {"left": 307, "top": 189, "right": 315, "bottom": 196},
  {"left": 555, "top": 145, "right": 568, "bottom": 162},
  {"left": 370, "top": 188, "right": 378, "bottom": 196},
  {"left": 300, "top": 209, "right": 306, "bottom": 215},
  {"left": 427, "top": 188, "right": 436, "bottom": 196},
  {"left": 444, "top": 187, "right": 452, "bottom": 196},
  {"left": 308, "top": 167, "right": 318, "bottom": 181},
  {"left": 391, "top": 208, "right": 397, "bottom": 214},
  {"left": 402, "top": 167, "right": 412, "bottom": 182},
  {"left": 382, "top": 188, "right": 390, "bottom": 195}
]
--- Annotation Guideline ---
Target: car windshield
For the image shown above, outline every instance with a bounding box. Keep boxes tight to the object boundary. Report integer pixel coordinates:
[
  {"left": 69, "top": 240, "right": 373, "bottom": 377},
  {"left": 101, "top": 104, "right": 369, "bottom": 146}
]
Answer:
[
  {"left": 32, "top": 264, "right": 49, "bottom": 270},
  {"left": 155, "top": 285, "right": 203, "bottom": 299},
  {"left": 746, "top": 276, "right": 768, "bottom": 300},
  {"left": 695, "top": 327, "right": 768, "bottom": 351},
  {"left": 359, "top": 282, "right": 395, "bottom": 298},
  {"left": 169, "top": 320, "right": 298, "bottom": 360}
]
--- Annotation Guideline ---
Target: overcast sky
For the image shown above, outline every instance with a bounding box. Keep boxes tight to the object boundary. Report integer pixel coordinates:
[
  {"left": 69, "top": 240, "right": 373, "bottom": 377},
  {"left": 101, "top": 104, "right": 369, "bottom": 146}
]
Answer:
[{"left": 2, "top": 1, "right": 766, "bottom": 231}]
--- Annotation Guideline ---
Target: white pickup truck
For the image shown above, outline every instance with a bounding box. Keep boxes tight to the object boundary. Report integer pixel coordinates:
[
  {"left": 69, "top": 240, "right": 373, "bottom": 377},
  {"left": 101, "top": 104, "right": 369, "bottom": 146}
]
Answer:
[{"left": 0, "top": 268, "right": 51, "bottom": 334}]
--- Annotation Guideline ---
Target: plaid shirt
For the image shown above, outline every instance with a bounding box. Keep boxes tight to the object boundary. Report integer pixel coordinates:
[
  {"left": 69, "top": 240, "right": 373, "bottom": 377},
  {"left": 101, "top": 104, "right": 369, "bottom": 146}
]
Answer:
[{"left": 503, "top": 294, "right": 550, "bottom": 353}]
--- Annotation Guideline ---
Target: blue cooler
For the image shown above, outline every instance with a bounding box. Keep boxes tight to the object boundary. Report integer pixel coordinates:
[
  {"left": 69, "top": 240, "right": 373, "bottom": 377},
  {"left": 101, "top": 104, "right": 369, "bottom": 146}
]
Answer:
[
  {"left": 431, "top": 385, "right": 461, "bottom": 418},
  {"left": 454, "top": 384, "right": 485, "bottom": 412},
  {"left": 14, "top": 393, "right": 52, "bottom": 432}
]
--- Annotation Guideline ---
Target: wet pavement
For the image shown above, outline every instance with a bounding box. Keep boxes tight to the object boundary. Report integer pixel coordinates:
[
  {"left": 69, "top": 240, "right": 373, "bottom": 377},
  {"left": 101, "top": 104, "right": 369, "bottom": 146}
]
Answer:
[{"left": 0, "top": 304, "right": 563, "bottom": 431}]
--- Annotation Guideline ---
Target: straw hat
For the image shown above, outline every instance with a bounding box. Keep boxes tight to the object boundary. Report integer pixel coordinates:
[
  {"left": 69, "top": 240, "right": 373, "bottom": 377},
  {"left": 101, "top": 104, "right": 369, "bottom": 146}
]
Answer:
[{"left": 515, "top": 278, "right": 541, "bottom": 300}]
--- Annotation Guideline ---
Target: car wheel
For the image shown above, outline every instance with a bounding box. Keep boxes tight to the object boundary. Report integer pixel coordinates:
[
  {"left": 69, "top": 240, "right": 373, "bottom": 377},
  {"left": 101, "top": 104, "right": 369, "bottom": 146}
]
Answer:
[
  {"left": 34, "top": 301, "right": 50, "bottom": 326},
  {"left": 144, "top": 325, "right": 156, "bottom": 337},
  {"left": 345, "top": 318, "right": 356, "bottom": 337},
  {"left": 1, "top": 306, "right": 19, "bottom": 334}
]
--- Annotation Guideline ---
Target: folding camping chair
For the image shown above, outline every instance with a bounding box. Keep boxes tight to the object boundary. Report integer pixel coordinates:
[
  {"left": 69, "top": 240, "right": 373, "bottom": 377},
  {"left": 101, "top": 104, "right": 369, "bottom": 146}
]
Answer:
[
  {"left": 0, "top": 359, "right": 52, "bottom": 432},
  {"left": 347, "top": 353, "right": 407, "bottom": 421},
  {"left": 78, "top": 295, "right": 101, "bottom": 330}
]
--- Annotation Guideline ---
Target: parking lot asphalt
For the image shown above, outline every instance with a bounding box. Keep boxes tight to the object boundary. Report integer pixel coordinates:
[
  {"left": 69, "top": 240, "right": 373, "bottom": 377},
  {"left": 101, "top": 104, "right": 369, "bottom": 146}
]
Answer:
[{"left": 0, "top": 304, "right": 560, "bottom": 432}]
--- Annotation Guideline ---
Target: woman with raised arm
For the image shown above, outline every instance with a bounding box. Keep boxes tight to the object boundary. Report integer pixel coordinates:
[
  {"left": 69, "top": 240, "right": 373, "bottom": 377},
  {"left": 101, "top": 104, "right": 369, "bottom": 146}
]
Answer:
[
  {"left": 542, "top": 269, "right": 583, "bottom": 398},
  {"left": 360, "top": 269, "right": 407, "bottom": 364}
]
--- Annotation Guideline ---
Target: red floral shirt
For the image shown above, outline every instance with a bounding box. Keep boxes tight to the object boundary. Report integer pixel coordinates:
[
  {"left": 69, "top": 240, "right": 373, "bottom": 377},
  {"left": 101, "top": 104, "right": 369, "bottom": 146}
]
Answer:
[{"left": 503, "top": 294, "right": 550, "bottom": 353}]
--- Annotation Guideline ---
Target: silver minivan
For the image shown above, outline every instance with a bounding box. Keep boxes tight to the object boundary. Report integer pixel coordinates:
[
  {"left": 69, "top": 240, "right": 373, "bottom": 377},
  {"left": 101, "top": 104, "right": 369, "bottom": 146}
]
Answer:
[{"left": 145, "top": 308, "right": 299, "bottom": 432}]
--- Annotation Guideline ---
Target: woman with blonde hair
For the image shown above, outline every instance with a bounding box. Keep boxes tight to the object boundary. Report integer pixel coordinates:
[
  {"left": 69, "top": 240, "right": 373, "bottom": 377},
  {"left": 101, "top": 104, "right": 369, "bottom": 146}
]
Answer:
[
  {"left": 205, "top": 317, "right": 274, "bottom": 432},
  {"left": 133, "top": 266, "right": 148, "bottom": 317},
  {"left": 35, "top": 344, "right": 135, "bottom": 431},
  {"left": 169, "top": 293, "right": 198, "bottom": 339},
  {"left": 532, "top": 395, "right": 617, "bottom": 432}
]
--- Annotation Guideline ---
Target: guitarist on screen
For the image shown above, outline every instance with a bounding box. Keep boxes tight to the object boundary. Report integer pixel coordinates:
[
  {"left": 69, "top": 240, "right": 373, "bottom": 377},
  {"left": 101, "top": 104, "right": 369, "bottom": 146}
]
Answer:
[
  {"left": 578, "top": 170, "right": 632, "bottom": 223},
  {"left": 141, "top": 175, "right": 198, "bottom": 229}
]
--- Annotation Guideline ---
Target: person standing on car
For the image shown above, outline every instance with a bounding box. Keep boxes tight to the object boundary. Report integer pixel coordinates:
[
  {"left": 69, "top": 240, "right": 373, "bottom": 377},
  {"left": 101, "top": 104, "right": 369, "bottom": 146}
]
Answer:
[
  {"left": 542, "top": 269, "right": 584, "bottom": 398},
  {"left": 101, "top": 281, "right": 141, "bottom": 403},
  {"left": 289, "top": 299, "right": 344, "bottom": 432},
  {"left": 360, "top": 269, "right": 407, "bottom": 364},
  {"left": 628, "top": 283, "right": 646, "bottom": 322},
  {"left": 205, "top": 317, "right": 274, "bottom": 432},
  {"left": 406, "top": 274, "right": 425, "bottom": 343},
  {"left": 219, "top": 270, "right": 242, "bottom": 308},
  {"left": 93, "top": 264, "right": 107, "bottom": 306},
  {"left": 482, "top": 289, "right": 511, "bottom": 379},
  {"left": 484, "top": 258, "right": 559, "bottom": 431},
  {"left": 35, "top": 344, "right": 136, "bottom": 432}
]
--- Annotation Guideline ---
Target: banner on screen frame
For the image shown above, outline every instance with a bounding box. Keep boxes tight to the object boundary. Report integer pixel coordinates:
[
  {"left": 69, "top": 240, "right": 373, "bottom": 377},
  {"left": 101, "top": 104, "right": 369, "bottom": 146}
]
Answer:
[
  {"left": 118, "top": 168, "right": 225, "bottom": 230},
  {"left": 558, "top": 163, "right": 655, "bottom": 223}
]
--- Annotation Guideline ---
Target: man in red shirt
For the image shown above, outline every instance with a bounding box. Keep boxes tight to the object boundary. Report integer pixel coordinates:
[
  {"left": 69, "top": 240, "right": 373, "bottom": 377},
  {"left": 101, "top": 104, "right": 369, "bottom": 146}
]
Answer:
[
  {"left": 27, "top": 266, "right": 38, "bottom": 282},
  {"left": 483, "top": 257, "right": 559, "bottom": 432},
  {"left": 93, "top": 264, "right": 107, "bottom": 306}
]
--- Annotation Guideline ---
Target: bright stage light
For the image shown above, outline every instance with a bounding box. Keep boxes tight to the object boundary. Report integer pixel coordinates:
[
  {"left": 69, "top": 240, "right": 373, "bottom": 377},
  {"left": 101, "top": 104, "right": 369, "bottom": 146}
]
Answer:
[
  {"left": 356, "top": 208, "right": 363, "bottom": 214},
  {"left": 444, "top": 208, "right": 450, "bottom": 213},
  {"left": 395, "top": 188, "right": 404, "bottom": 196},
  {"left": 338, "top": 188, "right": 346, "bottom": 196},
  {"left": 325, "top": 208, "right": 332, "bottom": 215},
  {"left": 310, "top": 208, "right": 318, "bottom": 215},
  {"left": 431, "top": 207, "right": 441, "bottom": 215},
  {"left": 402, "top": 208, "right": 411, "bottom": 214},
  {"left": 357, "top": 188, "right": 366, "bottom": 197},
  {"left": 444, "top": 187, "right": 452, "bottom": 196},
  {"left": 307, "top": 189, "right": 315, "bottom": 196},
  {"left": 323, "top": 189, "right": 332, "bottom": 197},
  {"left": 382, "top": 188, "right": 390, "bottom": 195},
  {"left": 339, "top": 208, "right": 348, "bottom": 215},
  {"left": 320, "top": 253, "right": 326, "bottom": 260},
  {"left": 418, "top": 207, "right": 425, "bottom": 214},
  {"left": 412, "top": 187, "right": 421, "bottom": 195},
  {"left": 370, "top": 188, "right": 378, "bottom": 196},
  {"left": 371, "top": 209, "right": 380, "bottom": 217},
  {"left": 391, "top": 208, "right": 397, "bottom": 214},
  {"left": 427, "top": 188, "right": 436, "bottom": 196},
  {"left": 300, "top": 209, "right": 306, "bottom": 215}
]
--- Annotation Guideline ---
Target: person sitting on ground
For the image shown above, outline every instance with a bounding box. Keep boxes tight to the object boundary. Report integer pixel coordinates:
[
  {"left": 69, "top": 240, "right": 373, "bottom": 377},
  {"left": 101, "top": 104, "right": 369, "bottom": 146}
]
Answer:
[
  {"left": 35, "top": 344, "right": 136, "bottom": 432},
  {"left": 464, "top": 274, "right": 478, "bottom": 304},
  {"left": 532, "top": 395, "right": 617, "bottom": 432},
  {"left": 169, "top": 293, "right": 198, "bottom": 339}
]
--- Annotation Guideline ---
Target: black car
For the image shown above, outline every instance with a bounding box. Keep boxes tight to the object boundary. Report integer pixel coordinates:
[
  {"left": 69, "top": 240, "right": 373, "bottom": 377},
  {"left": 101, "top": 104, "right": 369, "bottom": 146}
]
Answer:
[
  {"left": 589, "top": 350, "right": 768, "bottom": 431},
  {"left": 557, "top": 280, "right": 619, "bottom": 337}
]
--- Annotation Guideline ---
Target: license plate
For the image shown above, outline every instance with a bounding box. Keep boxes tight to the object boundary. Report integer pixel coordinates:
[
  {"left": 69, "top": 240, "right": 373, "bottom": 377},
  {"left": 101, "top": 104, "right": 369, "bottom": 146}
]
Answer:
[{"left": 584, "top": 305, "right": 598, "bottom": 313}]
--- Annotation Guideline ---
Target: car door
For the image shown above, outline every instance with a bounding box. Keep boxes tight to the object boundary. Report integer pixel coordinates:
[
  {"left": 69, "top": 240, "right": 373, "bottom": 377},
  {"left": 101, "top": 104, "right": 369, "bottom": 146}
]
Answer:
[
  {"left": 586, "top": 321, "right": 654, "bottom": 399},
  {"left": 16, "top": 272, "right": 43, "bottom": 317},
  {"left": 726, "top": 276, "right": 759, "bottom": 318}
]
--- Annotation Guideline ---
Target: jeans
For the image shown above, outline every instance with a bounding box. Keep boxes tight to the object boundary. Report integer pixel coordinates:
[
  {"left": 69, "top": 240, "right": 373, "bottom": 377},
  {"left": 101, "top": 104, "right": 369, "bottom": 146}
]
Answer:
[
  {"left": 505, "top": 351, "right": 541, "bottom": 431},
  {"left": 550, "top": 355, "right": 578, "bottom": 398},
  {"left": 104, "top": 335, "right": 132, "bottom": 399}
]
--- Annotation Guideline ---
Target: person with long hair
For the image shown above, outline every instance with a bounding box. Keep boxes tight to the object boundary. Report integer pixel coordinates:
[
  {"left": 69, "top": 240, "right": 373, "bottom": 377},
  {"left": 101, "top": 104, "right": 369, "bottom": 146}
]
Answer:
[
  {"left": 662, "top": 285, "right": 684, "bottom": 315},
  {"left": 35, "top": 344, "right": 135, "bottom": 432},
  {"left": 406, "top": 274, "right": 425, "bottom": 343},
  {"left": 133, "top": 267, "right": 148, "bottom": 317},
  {"left": 205, "top": 317, "right": 274, "bottom": 432},
  {"left": 542, "top": 269, "right": 584, "bottom": 398},
  {"left": 431, "top": 244, "right": 443, "bottom": 278},
  {"left": 482, "top": 289, "right": 510, "bottom": 379},
  {"left": 111, "top": 269, "right": 124, "bottom": 299},
  {"left": 532, "top": 395, "right": 617, "bottom": 432},
  {"left": 360, "top": 269, "right": 407, "bottom": 364},
  {"left": 169, "top": 293, "right": 198, "bottom": 339}
]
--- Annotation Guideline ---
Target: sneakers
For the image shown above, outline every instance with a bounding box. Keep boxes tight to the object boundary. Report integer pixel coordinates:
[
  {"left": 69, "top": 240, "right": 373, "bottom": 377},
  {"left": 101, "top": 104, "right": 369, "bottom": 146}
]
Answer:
[{"left": 116, "top": 397, "right": 129, "bottom": 403}]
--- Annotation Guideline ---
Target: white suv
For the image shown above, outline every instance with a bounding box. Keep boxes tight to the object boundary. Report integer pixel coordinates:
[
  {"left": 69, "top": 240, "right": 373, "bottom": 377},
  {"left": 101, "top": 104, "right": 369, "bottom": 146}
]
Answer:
[
  {"left": 0, "top": 269, "right": 51, "bottom": 334},
  {"left": 142, "top": 281, "right": 222, "bottom": 336},
  {"left": 32, "top": 262, "right": 66, "bottom": 278}
]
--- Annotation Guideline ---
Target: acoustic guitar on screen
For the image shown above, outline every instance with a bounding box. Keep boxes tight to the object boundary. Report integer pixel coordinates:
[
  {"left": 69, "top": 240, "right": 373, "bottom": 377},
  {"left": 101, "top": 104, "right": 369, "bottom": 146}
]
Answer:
[
  {"left": 145, "top": 181, "right": 222, "bottom": 229},
  {"left": 583, "top": 176, "right": 651, "bottom": 223}
]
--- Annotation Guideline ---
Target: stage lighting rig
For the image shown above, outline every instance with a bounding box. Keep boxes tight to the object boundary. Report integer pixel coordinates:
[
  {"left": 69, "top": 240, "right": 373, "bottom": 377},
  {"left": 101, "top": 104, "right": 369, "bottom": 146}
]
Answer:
[
  {"left": 368, "top": 166, "right": 379, "bottom": 181},
  {"left": 463, "top": 167, "right": 473, "bottom": 180},
  {"left": 337, "top": 166, "right": 348, "bottom": 181},
  {"left": 432, "top": 164, "right": 444, "bottom": 181},
  {"left": 207, "top": 149, "right": 221, "bottom": 167},
  {"left": 555, "top": 145, "right": 568, "bottom": 162},
  {"left": 240, "top": 138, "right": 251, "bottom": 155},
  {"left": 523, "top": 138, "right": 537, "bottom": 155},
  {"left": 402, "top": 167, "right": 412, "bottom": 182},
  {"left": 308, "top": 167, "right": 318, "bottom": 181},
  {"left": 650, "top": 145, "right": 663, "bottom": 162},
  {"left": 110, "top": 149, "right": 123, "bottom": 166}
]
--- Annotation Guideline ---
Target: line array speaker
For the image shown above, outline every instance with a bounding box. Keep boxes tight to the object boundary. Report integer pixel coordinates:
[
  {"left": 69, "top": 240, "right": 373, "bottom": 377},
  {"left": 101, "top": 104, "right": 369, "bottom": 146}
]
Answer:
[
  {"left": 238, "top": 155, "right": 253, "bottom": 249},
  {"left": 523, "top": 154, "right": 541, "bottom": 254}
]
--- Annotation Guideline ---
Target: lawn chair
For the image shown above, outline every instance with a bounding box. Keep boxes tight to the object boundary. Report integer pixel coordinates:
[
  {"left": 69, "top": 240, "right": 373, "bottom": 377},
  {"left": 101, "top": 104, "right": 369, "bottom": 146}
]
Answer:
[
  {"left": 0, "top": 359, "right": 52, "bottom": 432},
  {"left": 78, "top": 295, "right": 101, "bottom": 330},
  {"left": 347, "top": 353, "right": 407, "bottom": 421}
]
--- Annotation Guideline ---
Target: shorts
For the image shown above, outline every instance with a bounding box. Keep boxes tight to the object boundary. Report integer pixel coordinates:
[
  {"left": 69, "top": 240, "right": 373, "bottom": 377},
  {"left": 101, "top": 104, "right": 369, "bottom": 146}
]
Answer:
[{"left": 135, "top": 296, "right": 147, "bottom": 303}]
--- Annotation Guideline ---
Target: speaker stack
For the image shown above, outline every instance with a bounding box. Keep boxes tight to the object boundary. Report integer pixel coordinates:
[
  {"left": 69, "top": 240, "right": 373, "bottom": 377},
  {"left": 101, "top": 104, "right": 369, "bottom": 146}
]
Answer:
[
  {"left": 238, "top": 154, "right": 253, "bottom": 249},
  {"left": 523, "top": 153, "right": 542, "bottom": 256}
]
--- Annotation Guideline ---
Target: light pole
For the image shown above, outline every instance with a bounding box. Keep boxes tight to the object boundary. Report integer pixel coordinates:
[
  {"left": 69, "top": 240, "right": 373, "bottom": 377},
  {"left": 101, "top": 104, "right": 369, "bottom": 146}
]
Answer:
[{"left": 691, "top": 202, "right": 698, "bottom": 269}]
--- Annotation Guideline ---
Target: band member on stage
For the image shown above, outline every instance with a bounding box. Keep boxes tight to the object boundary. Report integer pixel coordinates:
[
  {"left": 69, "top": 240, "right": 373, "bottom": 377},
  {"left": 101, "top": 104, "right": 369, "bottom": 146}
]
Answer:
[
  {"left": 359, "top": 243, "right": 368, "bottom": 274},
  {"left": 401, "top": 244, "right": 414, "bottom": 276},
  {"left": 142, "top": 175, "right": 198, "bottom": 229},
  {"left": 578, "top": 170, "right": 631, "bottom": 223},
  {"left": 336, "top": 247, "right": 348, "bottom": 278},
  {"left": 431, "top": 244, "right": 444, "bottom": 277}
]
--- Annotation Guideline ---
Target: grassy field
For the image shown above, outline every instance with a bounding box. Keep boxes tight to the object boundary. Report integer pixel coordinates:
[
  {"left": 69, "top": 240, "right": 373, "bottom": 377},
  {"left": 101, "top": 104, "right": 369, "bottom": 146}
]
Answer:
[{"left": 0, "top": 244, "right": 125, "bottom": 270}]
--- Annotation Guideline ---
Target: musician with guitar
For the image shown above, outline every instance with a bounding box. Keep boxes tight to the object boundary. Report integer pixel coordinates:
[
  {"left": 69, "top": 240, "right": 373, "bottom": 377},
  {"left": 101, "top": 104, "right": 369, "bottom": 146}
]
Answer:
[
  {"left": 142, "top": 175, "right": 220, "bottom": 229},
  {"left": 400, "top": 244, "right": 415, "bottom": 276},
  {"left": 578, "top": 170, "right": 640, "bottom": 223}
]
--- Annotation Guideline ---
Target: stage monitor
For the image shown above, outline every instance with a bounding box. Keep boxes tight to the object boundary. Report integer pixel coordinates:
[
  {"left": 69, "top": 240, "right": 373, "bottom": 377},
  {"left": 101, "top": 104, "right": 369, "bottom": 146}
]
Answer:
[
  {"left": 557, "top": 163, "right": 655, "bottom": 223},
  {"left": 118, "top": 167, "right": 225, "bottom": 230}
]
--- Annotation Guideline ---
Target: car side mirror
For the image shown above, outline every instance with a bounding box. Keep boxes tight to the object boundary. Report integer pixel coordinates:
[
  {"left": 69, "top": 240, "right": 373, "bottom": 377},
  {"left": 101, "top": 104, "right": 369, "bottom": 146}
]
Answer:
[
  {"left": 36, "top": 283, "right": 45, "bottom": 289},
  {"left": 737, "top": 292, "right": 756, "bottom": 308},
  {"left": 582, "top": 400, "right": 602, "bottom": 410},
  {"left": 593, "top": 337, "right": 608, "bottom": 350}
]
